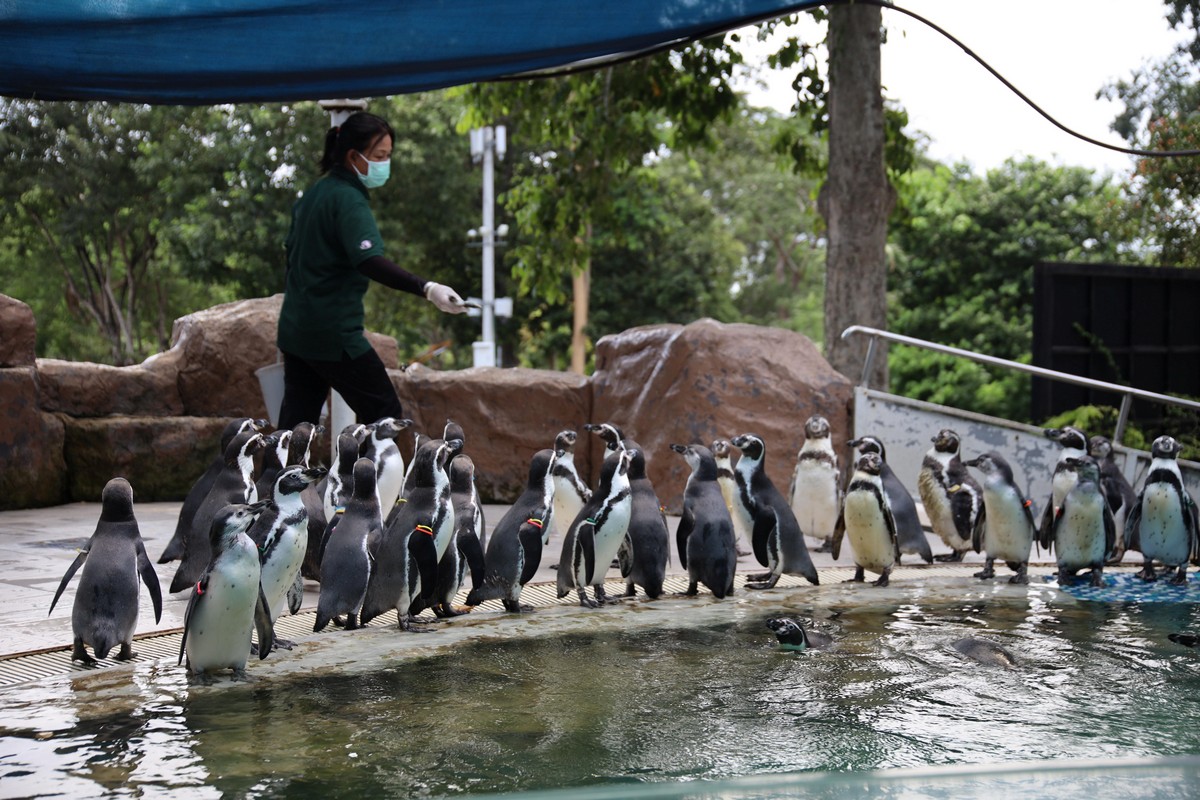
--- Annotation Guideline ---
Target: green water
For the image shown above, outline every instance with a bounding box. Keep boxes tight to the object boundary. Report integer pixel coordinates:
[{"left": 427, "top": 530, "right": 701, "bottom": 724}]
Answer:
[{"left": 4, "top": 589, "right": 1200, "bottom": 798}]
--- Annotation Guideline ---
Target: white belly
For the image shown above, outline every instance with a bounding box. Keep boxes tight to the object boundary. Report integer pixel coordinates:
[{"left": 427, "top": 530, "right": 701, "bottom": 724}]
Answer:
[
  {"left": 579, "top": 501, "right": 632, "bottom": 586},
  {"left": 1055, "top": 499, "right": 1108, "bottom": 570},
  {"left": 261, "top": 525, "right": 306, "bottom": 620},
  {"left": 1138, "top": 485, "right": 1190, "bottom": 564},
  {"left": 982, "top": 492, "right": 1034, "bottom": 564},
  {"left": 791, "top": 465, "right": 839, "bottom": 538},
  {"left": 843, "top": 491, "right": 895, "bottom": 574},
  {"left": 185, "top": 544, "right": 261, "bottom": 673}
]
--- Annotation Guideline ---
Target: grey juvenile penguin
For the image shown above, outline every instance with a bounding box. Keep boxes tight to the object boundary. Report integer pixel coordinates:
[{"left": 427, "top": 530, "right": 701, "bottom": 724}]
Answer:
[
  {"left": 314, "top": 458, "right": 381, "bottom": 632},
  {"left": 965, "top": 451, "right": 1037, "bottom": 584},
  {"left": 1089, "top": 434, "right": 1136, "bottom": 564}
]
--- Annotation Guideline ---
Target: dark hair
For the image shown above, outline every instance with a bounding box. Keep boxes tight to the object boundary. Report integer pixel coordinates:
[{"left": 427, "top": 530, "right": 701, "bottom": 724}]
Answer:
[{"left": 319, "top": 112, "right": 395, "bottom": 174}]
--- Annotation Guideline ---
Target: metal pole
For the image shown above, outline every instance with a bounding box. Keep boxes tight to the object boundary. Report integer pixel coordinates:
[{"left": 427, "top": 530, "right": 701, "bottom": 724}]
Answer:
[{"left": 481, "top": 127, "right": 496, "bottom": 360}]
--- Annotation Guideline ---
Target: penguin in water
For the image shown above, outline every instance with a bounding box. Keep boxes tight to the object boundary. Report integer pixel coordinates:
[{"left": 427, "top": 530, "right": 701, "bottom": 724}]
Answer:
[
  {"left": 788, "top": 415, "right": 841, "bottom": 553},
  {"left": 765, "top": 617, "right": 833, "bottom": 651},
  {"left": 1038, "top": 426, "right": 1090, "bottom": 543},
  {"left": 443, "top": 419, "right": 486, "bottom": 549},
  {"left": 248, "top": 465, "right": 326, "bottom": 648},
  {"left": 550, "top": 430, "right": 591, "bottom": 546},
  {"left": 917, "top": 429, "right": 982, "bottom": 562},
  {"left": 557, "top": 448, "right": 634, "bottom": 608},
  {"left": 428, "top": 453, "right": 486, "bottom": 617},
  {"left": 832, "top": 452, "right": 899, "bottom": 587},
  {"left": 951, "top": 637, "right": 1018, "bottom": 669},
  {"left": 159, "top": 417, "right": 264, "bottom": 564},
  {"left": 1125, "top": 435, "right": 1199, "bottom": 584},
  {"left": 730, "top": 433, "right": 819, "bottom": 589},
  {"left": 670, "top": 443, "right": 737, "bottom": 598},
  {"left": 1089, "top": 435, "right": 1136, "bottom": 564},
  {"left": 170, "top": 430, "right": 266, "bottom": 594},
  {"left": 49, "top": 477, "right": 163, "bottom": 664},
  {"left": 467, "top": 449, "right": 557, "bottom": 612},
  {"left": 964, "top": 451, "right": 1037, "bottom": 584},
  {"left": 1041, "top": 456, "right": 1115, "bottom": 587},
  {"left": 712, "top": 438, "right": 752, "bottom": 556},
  {"left": 363, "top": 417, "right": 413, "bottom": 516},
  {"left": 848, "top": 436, "right": 932, "bottom": 564},
  {"left": 179, "top": 504, "right": 275, "bottom": 682},
  {"left": 314, "top": 458, "right": 382, "bottom": 632}
]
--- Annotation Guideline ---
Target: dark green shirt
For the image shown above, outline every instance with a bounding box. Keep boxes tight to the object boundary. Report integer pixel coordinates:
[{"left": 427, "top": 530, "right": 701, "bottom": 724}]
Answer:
[{"left": 278, "top": 166, "right": 385, "bottom": 360}]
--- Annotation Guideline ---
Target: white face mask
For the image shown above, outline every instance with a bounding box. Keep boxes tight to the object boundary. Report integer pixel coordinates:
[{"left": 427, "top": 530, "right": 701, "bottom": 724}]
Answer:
[{"left": 353, "top": 152, "right": 390, "bottom": 189}]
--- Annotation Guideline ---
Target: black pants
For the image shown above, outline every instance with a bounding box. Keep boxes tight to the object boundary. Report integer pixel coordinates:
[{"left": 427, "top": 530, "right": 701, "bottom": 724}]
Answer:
[{"left": 277, "top": 348, "right": 403, "bottom": 431}]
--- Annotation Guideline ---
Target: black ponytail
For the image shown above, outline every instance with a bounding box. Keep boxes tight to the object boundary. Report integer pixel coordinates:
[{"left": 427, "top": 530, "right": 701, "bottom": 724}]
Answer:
[{"left": 318, "top": 112, "right": 395, "bottom": 174}]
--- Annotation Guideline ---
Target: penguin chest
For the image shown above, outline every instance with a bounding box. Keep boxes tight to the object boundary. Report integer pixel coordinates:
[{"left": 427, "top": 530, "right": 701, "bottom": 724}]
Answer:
[
  {"left": 1138, "top": 484, "right": 1189, "bottom": 563},
  {"left": 376, "top": 454, "right": 406, "bottom": 511},
  {"left": 187, "top": 547, "right": 261, "bottom": 671},
  {"left": 724, "top": 476, "right": 754, "bottom": 540},
  {"left": 553, "top": 482, "right": 585, "bottom": 536},
  {"left": 260, "top": 522, "right": 306, "bottom": 619},
  {"left": 1054, "top": 497, "right": 1107, "bottom": 569},
  {"left": 842, "top": 490, "right": 895, "bottom": 573},
  {"left": 1051, "top": 468, "right": 1080, "bottom": 513},
  {"left": 790, "top": 463, "right": 839, "bottom": 537},
  {"left": 917, "top": 469, "right": 959, "bottom": 544},
  {"left": 578, "top": 499, "right": 633, "bottom": 585},
  {"left": 981, "top": 490, "right": 1033, "bottom": 563}
]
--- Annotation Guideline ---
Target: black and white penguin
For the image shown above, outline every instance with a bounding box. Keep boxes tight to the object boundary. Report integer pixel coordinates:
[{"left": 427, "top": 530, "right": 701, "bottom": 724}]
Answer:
[
  {"left": 170, "top": 430, "right": 266, "bottom": 594},
  {"left": 550, "top": 430, "right": 591, "bottom": 547},
  {"left": 730, "top": 433, "right": 819, "bottom": 588},
  {"left": 313, "top": 458, "right": 381, "bottom": 632},
  {"left": 466, "top": 449, "right": 557, "bottom": 612},
  {"left": 253, "top": 429, "right": 292, "bottom": 502},
  {"left": 557, "top": 448, "right": 634, "bottom": 608},
  {"left": 248, "top": 465, "right": 326, "bottom": 648},
  {"left": 287, "top": 421, "right": 323, "bottom": 469},
  {"left": 788, "top": 415, "right": 841, "bottom": 552},
  {"left": 916, "top": 429, "right": 982, "bottom": 562},
  {"left": 848, "top": 435, "right": 932, "bottom": 564},
  {"left": 49, "top": 477, "right": 163, "bottom": 664},
  {"left": 1125, "top": 435, "right": 1199, "bottom": 584},
  {"left": 428, "top": 453, "right": 486, "bottom": 618},
  {"left": 711, "top": 438, "right": 751, "bottom": 556},
  {"left": 832, "top": 452, "right": 899, "bottom": 587},
  {"left": 1038, "top": 426, "right": 1090, "bottom": 543},
  {"left": 294, "top": 422, "right": 328, "bottom": 581},
  {"left": 443, "top": 420, "right": 486, "bottom": 549},
  {"left": 584, "top": 421, "right": 626, "bottom": 457},
  {"left": 964, "top": 452, "right": 1037, "bottom": 584},
  {"left": 363, "top": 417, "right": 412, "bottom": 516},
  {"left": 179, "top": 503, "right": 275, "bottom": 682},
  {"left": 952, "top": 637, "right": 1017, "bottom": 669},
  {"left": 1041, "top": 456, "right": 1115, "bottom": 587},
  {"left": 765, "top": 617, "right": 833, "bottom": 651},
  {"left": 1089, "top": 435, "right": 1136, "bottom": 564},
  {"left": 615, "top": 443, "right": 669, "bottom": 599},
  {"left": 323, "top": 424, "right": 368, "bottom": 523},
  {"left": 670, "top": 443, "right": 737, "bottom": 598},
  {"left": 159, "top": 417, "right": 264, "bottom": 564}
]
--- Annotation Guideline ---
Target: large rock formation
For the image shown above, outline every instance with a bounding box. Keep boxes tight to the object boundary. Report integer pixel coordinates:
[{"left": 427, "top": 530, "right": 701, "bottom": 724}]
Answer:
[
  {"left": 37, "top": 357, "right": 184, "bottom": 417},
  {"left": 0, "top": 296, "right": 36, "bottom": 368},
  {"left": 590, "top": 319, "right": 854, "bottom": 512}
]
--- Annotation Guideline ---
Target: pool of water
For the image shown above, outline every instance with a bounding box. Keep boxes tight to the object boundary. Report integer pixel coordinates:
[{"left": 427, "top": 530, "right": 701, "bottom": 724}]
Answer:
[{"left": 3, "top": 580, "right": 1200, "bottom": 797}]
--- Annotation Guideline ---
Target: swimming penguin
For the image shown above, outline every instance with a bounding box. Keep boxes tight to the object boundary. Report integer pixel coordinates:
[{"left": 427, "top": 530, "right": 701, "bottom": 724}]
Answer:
[
  {"left": 170, "top": 430, "right": 266, "bottom": 594},
  {"left": 730, "top": 433, "right": 819, "bottom": 589},
  {"left": 550, "top": 430, "right": 591, "bottom": 546},
  {"left": 849, "top": 436, "right": 932, "bottom": 564},
  {"left": 616, "top": 443, "right": 669, "bottom": 599},
  {"left": 363, "top": 417, "right": 412, "bottom": 516},
  {"left": 964, "top": 451, "right": 1037, "bottom": 584},
  {"left": 248, "top": 465, "right": 326, "bottom": 648},
  {"left": 179, "top": 504, "right": 275, "bottom": 682},
  {"left": 788, "top": 415, "right": 841, "bottom": 553},
  {"left": 313, "top": 458, "right": 382, "bottom": 632},
  {"left": 1169, "top": 632, "right": 1200, "bottom": 648},
  {"left": 466, "top": 449, "right": 557, "bottom": 612},
  {"left": 1039, "top": 426, "right": 1090, "bottom": 543},
  {"left": 1089, "top": 435, "right": 1136, "bottom": 564},
  {"left": 832, "top": 452, "right": 900, "bottom": 587},
  {"left": 917, "top": 429, "right": 982, "bottom": 562},
  {"left": 428, "top": 453, "right": 486, "bottom": 618},
  {"left": 670, "top": 443, "right": 737, "bottom": 598},
  {"left": 712, "top": 438, "right": 751, "bottom": 556},
  {"left": 49, "top": 477, "right": 163, "bottom": 664},
  {"left": 557, "top": 448, "right": 634, "bottom": 608},
  {"left": 765, "top": 617, "right": 833, "bottom": 651},
  {"left": 951, "top": 637, "right": 1018, "bottom": 669},
  {"left": 1125, "top": 435, "right": 1199, "bottom": 584},
  {"left": 159, "top": 417, "right": 264, "bottom": 564},
  {"left": 254, "top": 429, "right": 292, "bottom": 502},
  {"left": 1041, "top": 456, "right": 1115, "bottom": 587},
  {"left": 443, "top": 420, "right": 486, "bottom": 549}
]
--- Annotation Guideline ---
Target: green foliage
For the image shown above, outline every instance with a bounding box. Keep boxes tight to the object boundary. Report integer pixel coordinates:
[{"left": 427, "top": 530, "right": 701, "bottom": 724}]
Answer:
[{"left": 1040, "top": 405, "right": 1150, "bottom": 452}]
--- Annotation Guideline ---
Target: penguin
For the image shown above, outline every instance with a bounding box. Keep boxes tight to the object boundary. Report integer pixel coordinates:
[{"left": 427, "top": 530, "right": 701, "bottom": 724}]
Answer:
[
  {"left": 616, "top": 444, "right": 669, "bottom": 599},
  {"left": 363, "top": 417, "right": 412, "bottom": 516},
  {"left": 765, "top": 617, "right": 833, "bottom": 651},
  {"left": 159, "top": 417, "right": 263, "bottom": 564},
  {"left": 1124, "top": 435, "right": 1199, "bottom": 584},
  {"left": 323, "top": 424, "right": 368, "bottom": 524},
  {"left": 1089, "top": 435, "right": 1136, "bottom": 564},
  {"left": 179, "top": 504, "right": 275, "bottom": 682},
  {"left": 670, "top": 443, "right": 737, "bottom": 598},
  {"left": 295, "top": 422, "right": 329, "bottom": 580},
  {"left": 1169, "top": 632, "right": 1200, "bottom": 648},
  {"left": 286, "top": 421, "right": 323, "bottom": 469},
  {"left": 1041, "top": 456, "right": 1115, "bottom": 587},
  {"left": 832, "top": 451, "right": 900, "bottom": 587},
  {"left": 248, "top": 465, "right": 326, "bottom": 649},
  {"left": 253, "top": 429, "right": 292, "bottom": 502},
  {"left": 951, "top": 637, "right": 1018, "bottom": 669},
  {"left": 730, "top": 433, "right": 819, "bottom": 588},
  {"left": 584, "top": 421, "right": 626, "bottom": 457},
  {"left": 916, "top": 429, "right": 982, "bottom": 562},
  {"left": 550, "top": 430, "right": 591, "bottom": 546},
  {"left": 466, "top": 449, "right": 557, "bottom": 612},
  {"left": 788, "top": 415, "right": 841, "bottom": 553},
  {"left": 428, "top": 453, "right": 486, "bottom": 618},
  {"left": 1038, "top": 426, "right": 1090, "bottom": 543},
  {"left": 313, "top": 458, "right": 382, "bottom": 632},
  {"left": 49, "top": 477, "right": 163, "bottom": 664},
  {"left": 712, "top": 438, "right": 752, "bottom": 556},
  {"left": 557, "top": 448, "right": 634, "bottom": 608},
  {"left": 848, "top": 436, "right": 931, "bottom": 564},
  {"left": 964, "top": 451, "right": 1037, "bottom": 585},
  {"left": 169, "top": 430, "right": 265, "bottom": 594}
]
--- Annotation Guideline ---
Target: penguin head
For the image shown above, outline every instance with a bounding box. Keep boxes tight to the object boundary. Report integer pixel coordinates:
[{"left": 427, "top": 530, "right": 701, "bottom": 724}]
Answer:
[
  {"left": 804, "top": 415, "right": 831, "bottom": 440},
  {"left": 527, "top": 449, "right": 556, "bottom": 488},
  {"left": 964, "top": 451, "right": 1013, "bottom": 483},
  {"left": 930, "top": 429, "right": 961, "bottom": 455},
  {"left": 351, "top": 457, "right": 378, "bottom": 498},
  {"left": 624, "top": 444, "right": 648, "bottom": 479},
  {"left": 554, "top": 429, "right": 578, "bottom": 456},
  {"left": 275, "top": 465, "right": 327, "bottom": 497},
  {"left": 671, "top": 443, "right": 716, "bottom": 476},
  {"left": 339, "top": 423, "right": 369, "bottom": 444},
  {"left": 849, "top": 435, "right": 886, "bottom": 460},
  {"left": 1063, "top": 455, "right": 1100, "bottom": 484},
  {"left": 1151, "top": 435, "right": 1182, "bottom": 460},
  {"left": 442, "top": 419, "right": 465, "bottom": 444},
  {"left": 1044, "top": 426, "right": 1088, "bottom": 451},
  {"left": 209, "top": 503, "right": 258, "bottom": 550},
  {"left": 765, "top": 617, "right": 809, "bottom": 649},
  {"left": 1088, "top": 435, "right": 1112, "bottom": 459},
  {"left": 853, "top": 451, "right": 884, "bottom": 476},
  {"left": 336, "top": 432, "right": 361, "bottom": 467},
  {"left": 99, "top": 477, "right": 136, "bottom": 524},
  {"left": 450, "top": 454, "right": 476, "bottom": 492},
  {"left": 585, "top": 422, "right": 626, "bottom": 453},
  {"left": 371, "top": 417, "right": 413, "bottom": 441},
  {"left": 730, "top": 434, "right": 765, "bottom": 461},
  {"left": 710, "top": 439, "right": 732, "bottom": 460},
  {"left": 224, "top": 430, "right": 264, "bottom": 466}
]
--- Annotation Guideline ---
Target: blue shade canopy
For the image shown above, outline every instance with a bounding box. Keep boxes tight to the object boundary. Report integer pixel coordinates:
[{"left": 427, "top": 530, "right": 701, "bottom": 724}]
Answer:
[{"left": 0, "top": 0, "right": 822, "bottom": 104}]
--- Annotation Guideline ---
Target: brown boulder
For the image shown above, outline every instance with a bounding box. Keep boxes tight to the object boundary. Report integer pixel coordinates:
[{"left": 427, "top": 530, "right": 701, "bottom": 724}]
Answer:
[
  {"left": 392, "top": 364, "right": 592, "bottom": 502},
  {"left": 36, "top": 356, "right": 184, "bottom": 417},
  {"left": 0, "top": 367, "right": 67, "bottom": 508},
  {"left": 590, "top": 319, "right": 854, "bottom": 513},
  {"left": 0, "top": 294, "right": 37, "bottom": 368}
]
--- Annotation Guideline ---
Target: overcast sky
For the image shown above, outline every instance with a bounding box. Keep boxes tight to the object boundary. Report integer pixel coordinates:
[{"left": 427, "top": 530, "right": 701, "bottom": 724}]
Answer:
[{"left": 739, "top": 0, "right": 1189, "bottom": 175}]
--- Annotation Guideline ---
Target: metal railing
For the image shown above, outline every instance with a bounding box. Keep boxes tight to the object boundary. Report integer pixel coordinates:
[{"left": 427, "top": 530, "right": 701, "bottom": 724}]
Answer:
[{"left": 841, "top": 325, "right": 1200, "bottom": 448}]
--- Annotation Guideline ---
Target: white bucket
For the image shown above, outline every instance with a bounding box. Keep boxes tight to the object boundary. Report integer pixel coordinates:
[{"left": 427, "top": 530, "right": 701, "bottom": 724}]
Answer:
[{"left": 255, "top": 362, "right": 286, "bottom": 427}]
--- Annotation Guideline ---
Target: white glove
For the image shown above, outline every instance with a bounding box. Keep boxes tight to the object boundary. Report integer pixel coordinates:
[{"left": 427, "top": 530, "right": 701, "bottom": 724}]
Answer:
[{"left": 424, "top": 282, "right": 467, "bottom": 315}]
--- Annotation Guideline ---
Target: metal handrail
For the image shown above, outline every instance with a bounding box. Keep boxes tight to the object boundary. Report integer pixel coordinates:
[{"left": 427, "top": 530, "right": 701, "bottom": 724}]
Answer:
[{"left": 841, "top": 325, "right": 1200, "bottom": 447}]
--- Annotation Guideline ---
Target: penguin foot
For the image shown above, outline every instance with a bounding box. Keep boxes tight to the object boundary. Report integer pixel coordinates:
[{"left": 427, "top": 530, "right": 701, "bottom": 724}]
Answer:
[
  {"left": 871, "top": 573, "right": 891, "bottom": 587},
  {"left": 273, "top": 637, "right": 297, "bottom": 651},
  {"left": 188, "top": 672, "right": 215, "bottom": 686},
  {"left": 746, "top": 571, "right": 772, "bottom": 582},
  {"left": 1168, "top": 568, "right": 1189, "bottom": 586},
  {"left": 230, "top": 668, "right": 255, "bottom": 683},
  {"left": 71, "top": 642, "right": 96, "bottom": 665},
  {"left": 399, "top": 619, "right": 434, "bottom": 633},
  {"left": 1136, "top": 566, "right": 1158, "bottom": 582},
  {"left": 812, "top": 538, "right": 833, "bottom": 554},
  {"left": 934, "top": 551, "right": 965, "bottom": 563},
  {"left": 576, "top": 589, "right": 600, "bottom": 609},
  {"left": 1008, "top": 572, "right": 1030, "bottom": 585},
  {"left": 745, "top": 578, "right": 780, "bottom": 591},
  {"left": 115, "top": 643, "right": 136, "bottom": 661},
  {"left": 331, "top": 615, "right": 348, "bottom": 628},
  {"left": 973, "top": 567, "right": 995, "bottom": 580}
]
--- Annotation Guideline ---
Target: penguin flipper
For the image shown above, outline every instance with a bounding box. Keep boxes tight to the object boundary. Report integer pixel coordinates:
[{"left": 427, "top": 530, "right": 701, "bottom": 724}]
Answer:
[
  {"left": 287, "top": 571, "right": 305, "bottom": 615},
  {"left": 408, "top": 528, "right": 439, "bottom": 604},
  {"left": 971, "top": 503, "right": 986, "bottom": 555},
  {"left": 750, "top": 511, "right": 773, "bottom": 568},
  {"left": 1103, "top": 505, "right": 1117, "bottom": 562},
  {"left": 676, "top": 508, "right": 695, "bottom": 570},
  {"left": 1038, "top": 498, "right": 1056, "bottom": 548},
  {"left": 574, "top": 523, "right": 598, "bottom": 586},
  {"left": 460, "top": 531, "right": 487, "bottom": 591},
  {"left": 617, "top": 534, "right": 634, "bottom": 579},
  {"left": 254, "top": 584, "right": 275, "bottom": 660},
  {"left": 49, "top": 548, "right": 88, "bottom": 616},
  {"left": 517, "top": 521, "right": 545, "bottom": 586},
  {"left": 1185, "top": 492, "right": 1200, "bottom": 566},
  {"left": 135, "top": 541, "right": 163, "bottom": 624},
  {"left": 831, "top": 510, "right": 845, "bottom": 561},
  {"left": 179, "top": 576, "right": 206, "bottom": 666},
  {"left": 1124, "top": 496, "right": 1143, "bottom": 554}
]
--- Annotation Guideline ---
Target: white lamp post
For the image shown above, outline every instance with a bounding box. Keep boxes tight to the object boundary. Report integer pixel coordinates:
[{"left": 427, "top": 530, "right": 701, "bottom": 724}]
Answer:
[{"left": 469, "top": 125, "right": 508, "bottom": 367}]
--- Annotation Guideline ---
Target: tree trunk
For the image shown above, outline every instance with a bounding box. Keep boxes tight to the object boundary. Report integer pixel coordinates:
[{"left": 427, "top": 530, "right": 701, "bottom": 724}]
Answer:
[
  {"left": 820, "top": 3, "right": 895, "bottom": 389},
  {"left": 571, "top": 260, "right": 590, "bottom": 375}
]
